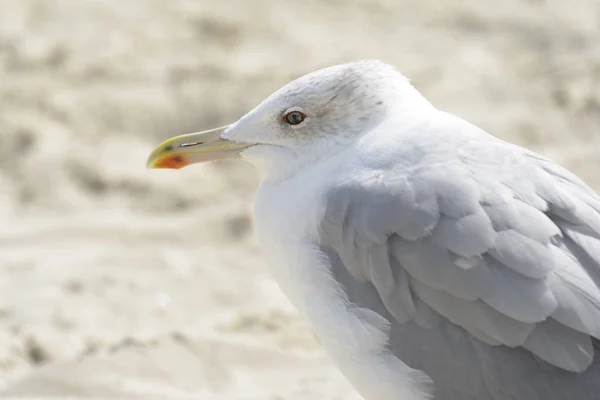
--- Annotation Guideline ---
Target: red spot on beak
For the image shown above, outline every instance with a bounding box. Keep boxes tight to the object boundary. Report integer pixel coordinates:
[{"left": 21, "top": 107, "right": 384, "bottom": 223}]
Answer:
[{"left": 153, "top": 154, "right": 189, "bottom": 169}]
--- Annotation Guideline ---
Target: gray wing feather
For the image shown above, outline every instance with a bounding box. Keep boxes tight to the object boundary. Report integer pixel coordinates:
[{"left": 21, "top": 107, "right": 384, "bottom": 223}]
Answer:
[
  {"left": 365, "top": 243, "right": 396, "bottom": 296},
  {"left": 549, "top": 246, "right": 600, "bottom": 337},
  {"left": 431, "top": 211, "right": 496, "bottom": 257},
  {"left": 414, "top": 167, "right": 481, "bottom": 218},
  {"left": 410, "top": 277, "right": 535, "bottom": 346},
  {"left": 523, "top": 318, "right": 594, "bottom": 373},
  {"left": 488, "top": 230, "right": 555, "bottom": 279},
  {"left": 561, "top": 223, "right": 600, "bottom": 266},
  {"left": 381, "top": 262, "right": 416, "bottom": 323},
  {"left": 473, "top": 256, "right": 557, "bottom": 323},
  {"left": 483, "top": 201, "right": 560, "bottom": 244},
  {"left": 390, "top": 236, "right": 479, "bottom": 301},
  {"left": 320, "top": 131, "right": 600, "bottom": 382}
]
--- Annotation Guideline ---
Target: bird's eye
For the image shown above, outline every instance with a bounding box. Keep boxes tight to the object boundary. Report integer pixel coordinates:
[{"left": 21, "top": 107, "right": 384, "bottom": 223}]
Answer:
[{"left": 283, "top": 110, "right": 306, "bottom": 125}]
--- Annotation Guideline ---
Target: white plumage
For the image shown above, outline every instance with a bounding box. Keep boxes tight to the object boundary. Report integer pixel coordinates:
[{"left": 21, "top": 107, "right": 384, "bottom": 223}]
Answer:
[{"left": 148, "top": 60, "right": 600, "bottom": 400}]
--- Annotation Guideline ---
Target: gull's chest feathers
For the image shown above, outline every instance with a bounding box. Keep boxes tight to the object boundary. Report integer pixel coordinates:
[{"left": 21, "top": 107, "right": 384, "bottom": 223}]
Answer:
[
  {"left": 251, "top": 152, "right": 354, "bottom": 317},
  {"left": 254, "top": 177, "right": 323, "bottom": 245},
  {"left": 253, "top": 157, "right": 345, "bottom": 248}
]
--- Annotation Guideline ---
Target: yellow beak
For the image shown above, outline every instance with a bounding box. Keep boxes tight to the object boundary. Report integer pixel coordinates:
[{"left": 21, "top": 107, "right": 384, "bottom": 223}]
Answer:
[{"left": 146, "top": 126, "right": 252, "bottom": 169}]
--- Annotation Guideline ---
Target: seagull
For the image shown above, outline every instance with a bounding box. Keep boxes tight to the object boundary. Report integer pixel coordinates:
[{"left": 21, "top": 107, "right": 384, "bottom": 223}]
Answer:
[{"left": 146, "top": 60, "right": 600, "bottom": 400}]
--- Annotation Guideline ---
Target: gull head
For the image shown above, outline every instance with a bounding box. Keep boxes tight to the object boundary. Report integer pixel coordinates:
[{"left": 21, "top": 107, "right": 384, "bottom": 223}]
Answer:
[{"left": 147, "top": 60, "right": 426, "bottom": 179}]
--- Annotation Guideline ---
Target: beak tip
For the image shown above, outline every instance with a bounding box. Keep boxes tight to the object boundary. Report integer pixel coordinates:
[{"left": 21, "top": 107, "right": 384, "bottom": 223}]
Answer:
[{"left": 145, "top": 157, "right": 159, "bottom": 169}]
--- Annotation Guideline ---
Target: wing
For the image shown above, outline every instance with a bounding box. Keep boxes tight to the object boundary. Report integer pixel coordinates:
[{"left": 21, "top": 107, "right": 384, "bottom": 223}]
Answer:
[{"left": 320, "top": 125, "right": 600, "bottom": 376}]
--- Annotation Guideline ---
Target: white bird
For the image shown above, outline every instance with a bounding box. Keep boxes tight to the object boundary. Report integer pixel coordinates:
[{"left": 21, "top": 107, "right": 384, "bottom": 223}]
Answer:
[{"left": 147, "top": 60, "right": 600, "bottom": 400}]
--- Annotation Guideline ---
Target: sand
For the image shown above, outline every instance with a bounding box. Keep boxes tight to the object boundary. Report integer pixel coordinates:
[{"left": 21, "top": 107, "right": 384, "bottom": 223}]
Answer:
[{"left": 0, "top": 0, "right": 599, "bottom": 398}]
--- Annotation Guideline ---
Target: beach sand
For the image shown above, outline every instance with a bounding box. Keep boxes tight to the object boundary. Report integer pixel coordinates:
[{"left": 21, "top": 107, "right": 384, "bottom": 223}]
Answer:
[{"left": 1, "top": 1, "right": 599, "bottom": 398}]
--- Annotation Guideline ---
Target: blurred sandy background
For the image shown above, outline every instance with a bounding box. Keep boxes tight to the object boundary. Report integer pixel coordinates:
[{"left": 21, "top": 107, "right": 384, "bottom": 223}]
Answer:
[{"left": 0, "top": 0, "right": 599, "bottom": 398}]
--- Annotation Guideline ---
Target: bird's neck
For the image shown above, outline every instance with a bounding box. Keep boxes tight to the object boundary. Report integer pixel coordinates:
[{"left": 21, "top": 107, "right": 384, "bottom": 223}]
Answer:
[{"left": 243, "top": 140, "right": 352, "bottom": 183}]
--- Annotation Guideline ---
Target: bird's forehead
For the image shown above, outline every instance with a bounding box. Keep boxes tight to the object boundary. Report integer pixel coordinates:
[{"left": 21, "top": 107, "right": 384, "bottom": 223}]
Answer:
[
  {"left": 275, "top": 68, "right": 351, "bottom": 102},
  {"left": 269, "top": 60, "right": 395, "bottom": 106}
]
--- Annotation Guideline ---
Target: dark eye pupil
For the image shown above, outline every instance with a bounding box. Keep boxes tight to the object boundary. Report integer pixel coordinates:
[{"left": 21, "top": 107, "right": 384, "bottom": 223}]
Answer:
[{"left": 285, "top": 111, "right": 305, "bottom": 125}]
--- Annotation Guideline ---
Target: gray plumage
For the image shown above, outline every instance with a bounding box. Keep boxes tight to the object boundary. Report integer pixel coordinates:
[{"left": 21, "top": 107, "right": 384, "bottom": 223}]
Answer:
[{"left": 320, "top": 110, "right": 600, "bottom": 399}]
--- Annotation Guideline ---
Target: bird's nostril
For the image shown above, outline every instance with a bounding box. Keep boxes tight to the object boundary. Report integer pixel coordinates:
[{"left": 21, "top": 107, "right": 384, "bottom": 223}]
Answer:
[
  {"left": 164, "top": 145, "right": 173, "bottom": 151},
  {"left": 180, "top": 141, "right": 204, "bottom": 148}
]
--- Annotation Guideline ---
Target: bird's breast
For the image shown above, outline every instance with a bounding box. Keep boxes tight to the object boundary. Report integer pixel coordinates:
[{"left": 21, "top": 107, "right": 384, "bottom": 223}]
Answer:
[{"left": 254, "top": 178, "right": 326, "bottom": 246}]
